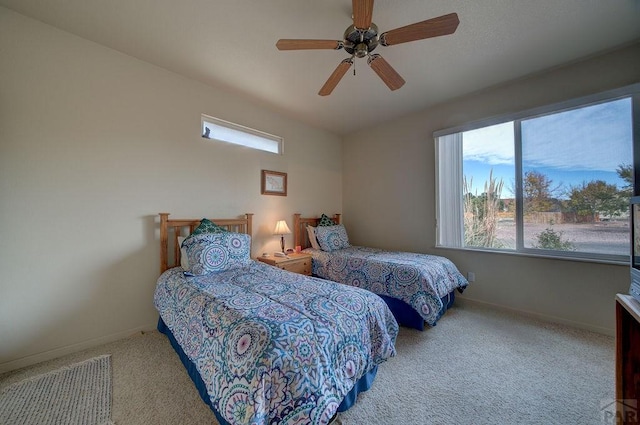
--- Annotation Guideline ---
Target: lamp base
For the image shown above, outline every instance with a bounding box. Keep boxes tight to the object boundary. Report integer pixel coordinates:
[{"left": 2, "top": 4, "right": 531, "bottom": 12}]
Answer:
[{"left": 280, "top": 235, "right": 285, "bottom": 253}]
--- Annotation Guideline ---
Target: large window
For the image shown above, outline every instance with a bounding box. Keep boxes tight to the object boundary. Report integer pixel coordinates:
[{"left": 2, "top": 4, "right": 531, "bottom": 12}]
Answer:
[{"left": 436, "top": 85, "right": 639, "bottom": 262}]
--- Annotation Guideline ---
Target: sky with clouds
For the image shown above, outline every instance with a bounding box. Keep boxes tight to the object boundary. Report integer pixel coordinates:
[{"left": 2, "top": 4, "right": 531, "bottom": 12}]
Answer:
[{"left": 462, "top": 98, "right": 632, "bottom": 198}]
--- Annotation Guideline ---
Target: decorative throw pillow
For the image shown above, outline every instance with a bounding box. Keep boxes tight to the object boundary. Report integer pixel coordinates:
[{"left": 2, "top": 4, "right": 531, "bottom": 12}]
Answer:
[
  {"left": 182, "top": 232, "right": 251, "bottom": 275},
  {"left": 191, "top": 218, "right": 229, "bottom": 236},
  {"left": 317, "top": 213, "right": 336, "bottom": 227},
  {"left": 315, "top": 224, "right": 350, "bottom": 252},
  {"left": 306, "top": 225, "right": 321, "bottom": 250},
  {"left": 183, "top": 218, "right": 229, "bottom": 246}
]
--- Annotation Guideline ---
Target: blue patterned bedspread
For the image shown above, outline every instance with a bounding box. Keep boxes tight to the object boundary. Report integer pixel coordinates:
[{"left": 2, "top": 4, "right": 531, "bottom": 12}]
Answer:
[
  {"left": 305, "top": 246, "right": 469, "bottom": 326},
  {"left": 154, "top": 260, "right": 398, "bottom": 425}
]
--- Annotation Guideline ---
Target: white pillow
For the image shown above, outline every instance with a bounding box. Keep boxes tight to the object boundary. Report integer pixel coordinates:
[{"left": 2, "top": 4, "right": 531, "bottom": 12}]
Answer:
[
  {"left": 178, "top": 236, "right": 189, "bottom": 269},
  {"left": 306, "top": 225, "right": 321, "bottom": 250}
]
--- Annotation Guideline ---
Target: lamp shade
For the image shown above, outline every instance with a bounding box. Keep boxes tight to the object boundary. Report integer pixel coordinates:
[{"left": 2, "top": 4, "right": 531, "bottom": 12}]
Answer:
[{"left": 273, "top": 220, "right": 292, "bottom": 235}]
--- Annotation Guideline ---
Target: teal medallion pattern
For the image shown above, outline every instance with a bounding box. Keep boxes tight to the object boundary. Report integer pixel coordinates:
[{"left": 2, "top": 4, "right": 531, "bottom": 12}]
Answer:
[
  {"left": 182, "top": 232, "right": 251, "bottom": 275},
  {"left": 315, "top": 225, "right": 350, "bottom": 252},
  {"left": 181, "top": 218, "right": 230, "bottom": 248},
  {"left": 192, "top": 218, "right": 229, "bottom": 235},
  {"left": 317, "top": 214, "right": 336, "bottom": 227},
  {"left": 306, "top": 246, "right": 468, "bottom": 326},
  {"left": 154, "top": 260, "right": 398, "bottom": 425}
]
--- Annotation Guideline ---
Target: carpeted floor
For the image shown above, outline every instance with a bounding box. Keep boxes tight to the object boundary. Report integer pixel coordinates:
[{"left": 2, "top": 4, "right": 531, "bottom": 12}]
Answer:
[
  {"left": 0, "top": 301, "right": 614, "bottom": 425},
  {"left": 0, "top": 355, "right": 113, "bottom": 425}
]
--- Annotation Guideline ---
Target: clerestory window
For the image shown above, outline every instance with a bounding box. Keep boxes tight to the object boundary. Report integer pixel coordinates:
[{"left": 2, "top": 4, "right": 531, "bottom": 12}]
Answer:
[{"left": 201, "top": 114, "right": 282, "bottom": 154}]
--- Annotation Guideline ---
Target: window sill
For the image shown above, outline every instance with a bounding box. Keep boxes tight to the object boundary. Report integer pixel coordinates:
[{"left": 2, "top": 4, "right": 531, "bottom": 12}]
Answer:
[{"left": 434, "top": 245, "right": 629, "bottom": 267}]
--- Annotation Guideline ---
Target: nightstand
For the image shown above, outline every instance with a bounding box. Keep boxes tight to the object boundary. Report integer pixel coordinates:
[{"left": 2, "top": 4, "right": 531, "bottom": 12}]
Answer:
[{"left": 257, "top": 253, "right": 312, "bottom": 276}]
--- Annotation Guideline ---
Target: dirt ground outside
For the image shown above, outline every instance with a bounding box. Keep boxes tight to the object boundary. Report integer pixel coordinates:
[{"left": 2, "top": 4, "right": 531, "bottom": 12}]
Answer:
[{"left": 494, "top": 218, "right": 630, "bottom": 255}]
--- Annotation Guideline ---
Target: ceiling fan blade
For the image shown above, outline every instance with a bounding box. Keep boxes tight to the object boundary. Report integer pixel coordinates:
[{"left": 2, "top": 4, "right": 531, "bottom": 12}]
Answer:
[
  {"left": 379, "top": 13, "right": 459, "bottom": 46},
  {"left": 367, "top": 54, "right": 405, "bottom": 91},
  {"left": 352, "top": 0, "right": 374, "bottom": 30},
  {"left": 276, "top": 39, "right": 343, "bottom": 50},
  {"left": 319, "top": 58, "right": 353, "bottom": 96}
]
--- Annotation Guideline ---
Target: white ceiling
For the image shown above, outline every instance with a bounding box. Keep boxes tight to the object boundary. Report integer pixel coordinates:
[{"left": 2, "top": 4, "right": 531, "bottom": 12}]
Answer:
[{"left": 2, "top": 0, "right": 639, "bottom": 135}]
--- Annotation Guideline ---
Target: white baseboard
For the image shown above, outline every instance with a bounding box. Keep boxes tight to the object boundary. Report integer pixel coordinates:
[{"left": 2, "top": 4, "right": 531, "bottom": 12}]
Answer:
[
  {"left": 0, "top": 323, "right": 158, "bottom": 374},
  {"left": 455, "top": 296, "right": 614, "bottom": 337}
]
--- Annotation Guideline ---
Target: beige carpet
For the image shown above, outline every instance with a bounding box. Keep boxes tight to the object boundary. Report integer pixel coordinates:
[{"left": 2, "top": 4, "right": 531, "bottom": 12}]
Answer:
[{"left": 0, "top": 301, "right": 614, "bottom": 425}]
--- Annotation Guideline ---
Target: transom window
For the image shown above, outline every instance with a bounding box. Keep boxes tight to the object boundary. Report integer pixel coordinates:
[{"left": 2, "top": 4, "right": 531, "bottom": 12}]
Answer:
[
  {"left": 201, "top": 114, "right": 282, "bottom": 154},
  {"left": 435, "top": 84, "right": 639, "bottom": 263}
]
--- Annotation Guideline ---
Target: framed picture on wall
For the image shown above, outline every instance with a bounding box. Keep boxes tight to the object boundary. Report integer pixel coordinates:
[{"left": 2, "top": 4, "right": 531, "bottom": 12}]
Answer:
[{"left": 261, "top": 170, "right": 287, "bottom": 196}]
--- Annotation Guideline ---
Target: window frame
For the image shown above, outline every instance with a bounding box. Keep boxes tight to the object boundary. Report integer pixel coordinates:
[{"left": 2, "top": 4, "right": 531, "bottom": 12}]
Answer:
[
  {"left": 201, "top": 114, "right": 283, "bottom": 154},
  {"left": 434, "top": 83, "right": 640, "bottom": 264}
]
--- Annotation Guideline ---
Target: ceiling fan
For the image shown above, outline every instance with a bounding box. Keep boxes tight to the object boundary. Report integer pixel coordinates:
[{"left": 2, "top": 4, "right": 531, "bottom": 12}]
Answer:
[{"left": 276, "top": 0, "right": 460, "bottom": 96}]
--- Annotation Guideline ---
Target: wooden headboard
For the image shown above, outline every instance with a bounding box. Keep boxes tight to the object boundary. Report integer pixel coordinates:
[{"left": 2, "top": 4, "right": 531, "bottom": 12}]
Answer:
[
  {"left": 293, "top": 213, "right": 341, "bottom": 249},
  {"left": 159, "top": 213, "right": 253, "bottom": 274}
]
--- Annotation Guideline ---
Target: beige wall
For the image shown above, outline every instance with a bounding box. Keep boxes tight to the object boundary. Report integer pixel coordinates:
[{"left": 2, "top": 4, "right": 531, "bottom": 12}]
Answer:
[
  {"left": 1, "top": 4, "right": 637, "bottom": 373},
  {"left": 0, "top": 7, "right": 342, "bottom": 372},
  {"left": 343, "top": 42, "right": 640, "bottom": 335}
]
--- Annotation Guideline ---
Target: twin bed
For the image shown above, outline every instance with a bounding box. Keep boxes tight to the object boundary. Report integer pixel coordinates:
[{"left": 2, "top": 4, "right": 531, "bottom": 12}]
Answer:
[
  {"left": 154, "top": 213, "right": 398, "bottom": 425},
  {"left": 154, "top": 212, "right": 468, "bottom": 424},
  {"left": 293, "top": 214, "right": 469, "bottom": 331}
]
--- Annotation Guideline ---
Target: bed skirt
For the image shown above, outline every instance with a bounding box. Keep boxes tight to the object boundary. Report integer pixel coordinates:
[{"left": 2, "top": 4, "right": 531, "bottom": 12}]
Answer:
[
  {"left": 379, "top": 289, "right": 456, "bottom": 331},
  {"left": 157, "top": 317, "right": 377, "bottom": 423}
]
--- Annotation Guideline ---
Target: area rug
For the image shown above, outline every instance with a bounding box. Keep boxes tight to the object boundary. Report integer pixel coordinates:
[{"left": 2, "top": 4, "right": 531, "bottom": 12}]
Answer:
[{"left": 0, "top": 354, "right": 114, "bottom": 425}]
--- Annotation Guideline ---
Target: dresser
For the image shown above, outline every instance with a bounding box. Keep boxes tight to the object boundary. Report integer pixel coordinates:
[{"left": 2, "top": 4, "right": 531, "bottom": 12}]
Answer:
[{"left": 615, "top": 293, "right": 640, "bottom": 422}]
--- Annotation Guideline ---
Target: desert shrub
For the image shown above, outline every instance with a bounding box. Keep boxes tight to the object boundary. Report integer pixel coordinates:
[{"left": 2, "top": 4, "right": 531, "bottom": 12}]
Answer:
[
  {"left": 534, "top": 228, "right": 575, "bottom": 251},
  {"left": 464, "top": 171, "right": 504, "bottom": 249}
]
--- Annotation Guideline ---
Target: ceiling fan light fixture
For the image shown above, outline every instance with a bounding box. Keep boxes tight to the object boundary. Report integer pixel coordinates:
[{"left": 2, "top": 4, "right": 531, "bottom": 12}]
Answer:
[{"left": 355, "top": 43, "right": 368, "bottom": 58}]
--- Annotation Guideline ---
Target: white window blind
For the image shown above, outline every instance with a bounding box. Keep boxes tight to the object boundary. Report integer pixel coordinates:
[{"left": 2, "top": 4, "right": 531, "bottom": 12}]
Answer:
[{"left": 436, "top": 132, "right": 464, "bottom": 247}]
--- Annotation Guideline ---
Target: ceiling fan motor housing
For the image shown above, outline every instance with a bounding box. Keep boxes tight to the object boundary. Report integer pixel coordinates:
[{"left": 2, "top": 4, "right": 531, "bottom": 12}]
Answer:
[{"left": 343, "top": 23, "right": 379, "bottom": 57}]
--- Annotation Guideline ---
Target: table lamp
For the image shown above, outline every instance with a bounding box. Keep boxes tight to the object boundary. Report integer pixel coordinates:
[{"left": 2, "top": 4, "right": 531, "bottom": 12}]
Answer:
[{"left": 273, "top": 220, "right": 292, "bottom": 253}]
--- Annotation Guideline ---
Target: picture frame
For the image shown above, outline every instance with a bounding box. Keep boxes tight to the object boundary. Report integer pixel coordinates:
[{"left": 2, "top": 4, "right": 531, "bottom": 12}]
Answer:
[{"left": 261, "top": 170, "right": 287, "bottom": 196}]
